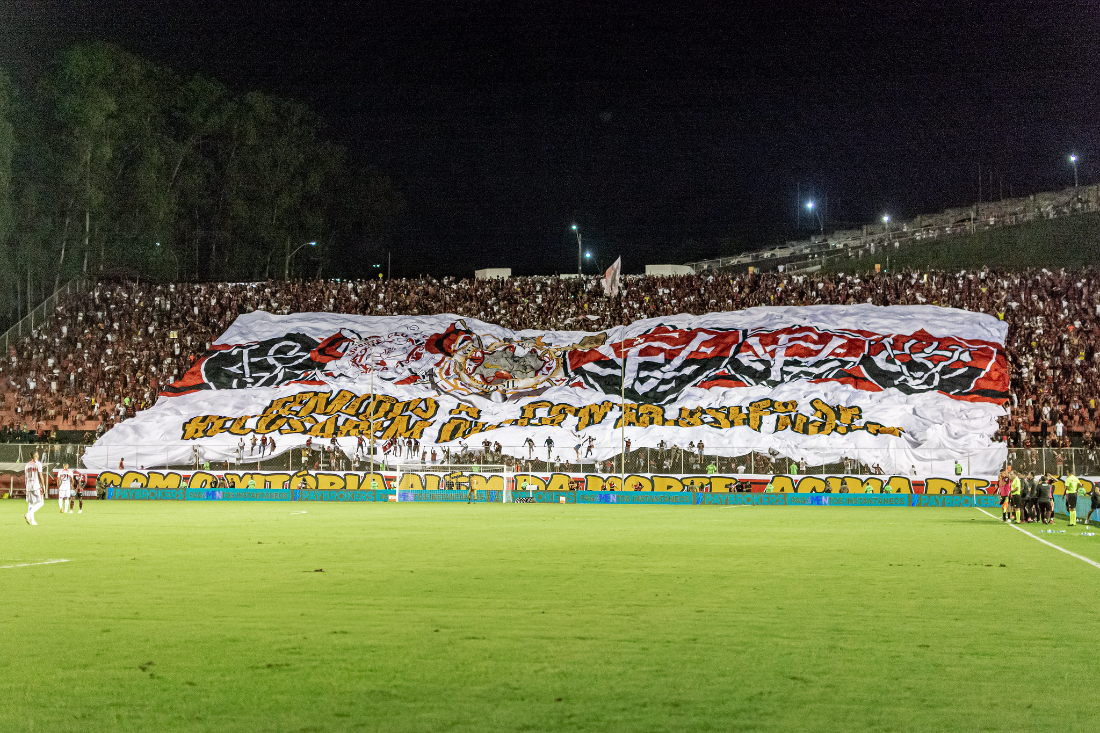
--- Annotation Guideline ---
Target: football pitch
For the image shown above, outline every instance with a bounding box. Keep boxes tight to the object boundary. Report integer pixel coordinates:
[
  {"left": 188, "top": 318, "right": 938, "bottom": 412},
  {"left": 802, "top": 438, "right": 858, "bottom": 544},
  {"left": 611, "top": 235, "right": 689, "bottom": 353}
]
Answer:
[{"left": 3, "top": 500, "right": 1099, "bottom": 732}]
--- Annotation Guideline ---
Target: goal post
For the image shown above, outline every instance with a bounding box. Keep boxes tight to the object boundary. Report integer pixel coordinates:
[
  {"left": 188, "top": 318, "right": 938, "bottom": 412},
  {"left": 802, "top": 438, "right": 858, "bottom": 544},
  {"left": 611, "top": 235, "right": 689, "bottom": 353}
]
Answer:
[{"left": 393, "top": 464, "right": 514, "bottom": 502}]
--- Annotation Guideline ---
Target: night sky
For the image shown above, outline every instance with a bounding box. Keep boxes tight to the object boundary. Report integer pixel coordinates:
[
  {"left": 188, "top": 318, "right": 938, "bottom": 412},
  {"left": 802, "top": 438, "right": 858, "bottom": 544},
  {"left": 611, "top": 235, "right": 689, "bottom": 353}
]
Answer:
[{"left": 2, "top": 1, "right": 1098, "bottom": 277}]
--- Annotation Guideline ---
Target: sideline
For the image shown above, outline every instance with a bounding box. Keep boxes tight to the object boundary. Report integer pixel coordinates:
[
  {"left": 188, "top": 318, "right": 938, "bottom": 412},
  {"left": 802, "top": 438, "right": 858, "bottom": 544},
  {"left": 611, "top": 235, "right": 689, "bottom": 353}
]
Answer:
[
  {"left": 0, "top": 559, "right": 71, "bottom": 570},
  {"left": 976, "top": 507, "right": 1100, "bottom": 570}
]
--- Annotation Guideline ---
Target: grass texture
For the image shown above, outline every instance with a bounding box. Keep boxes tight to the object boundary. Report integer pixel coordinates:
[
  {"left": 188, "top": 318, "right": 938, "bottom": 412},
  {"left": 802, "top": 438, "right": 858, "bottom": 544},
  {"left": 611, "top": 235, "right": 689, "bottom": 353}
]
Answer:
[{"left": 2, "top": 500, "right": 1099, "bottom": 732}]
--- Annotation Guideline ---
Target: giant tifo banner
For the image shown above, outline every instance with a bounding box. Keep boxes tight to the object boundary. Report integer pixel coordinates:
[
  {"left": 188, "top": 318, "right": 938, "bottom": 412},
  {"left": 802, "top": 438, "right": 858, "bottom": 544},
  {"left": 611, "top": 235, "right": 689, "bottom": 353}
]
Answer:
[{"left": 86, "top": 306, "right": 1009, "bottom": 473}]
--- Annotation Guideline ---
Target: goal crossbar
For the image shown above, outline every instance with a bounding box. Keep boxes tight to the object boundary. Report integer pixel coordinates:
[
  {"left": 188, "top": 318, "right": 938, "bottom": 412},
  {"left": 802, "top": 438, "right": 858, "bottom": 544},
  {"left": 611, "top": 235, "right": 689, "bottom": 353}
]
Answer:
[{"left": 393, "top": 464, "right": 514, "bottom": 502}]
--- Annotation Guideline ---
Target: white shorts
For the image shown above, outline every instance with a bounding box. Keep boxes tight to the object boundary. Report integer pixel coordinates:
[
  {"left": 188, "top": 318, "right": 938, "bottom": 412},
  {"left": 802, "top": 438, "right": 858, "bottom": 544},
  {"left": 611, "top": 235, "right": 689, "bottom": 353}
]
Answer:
[
  {"left": 26, "top": 488, "right": 43, "bottom": 505},
  {"left": 59, "top": 487, "right": 72, "bottom": 499}
]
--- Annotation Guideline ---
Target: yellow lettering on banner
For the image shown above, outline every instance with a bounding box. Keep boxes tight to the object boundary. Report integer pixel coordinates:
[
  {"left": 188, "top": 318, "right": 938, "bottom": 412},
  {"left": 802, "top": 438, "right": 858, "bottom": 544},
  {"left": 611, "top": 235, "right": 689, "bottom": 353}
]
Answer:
[
  {"left": 399, "top": 474, "right": 424, "bottom": 491},
  {"left": 682, "top": 476, "right": 710, "bottom": 491},
  {"left": 305, "top": 415, "right": 338, "bottom": 438},
  {"left": 227, "top": 415, "right": 253, "bottom": 436},
  {"left": 181, "top": 415, "right": 220, "bottom": 440},
  {"left": 653, "top": 476, "right": 684, "bottom": 492},
  {"left": 792, "top": 413, "right": 808, "bottom": 434},
  {"left": 96, "top": 471, "right": 122, "bottom": 487},
  {"left": 344, "top": 474, "right": 360, "bottom": 491},
  {"left": 825, "top": 476, "right": 865, "bottom": 493},
  {"left": 367, "top": 396, "right": 398, "bottom": 421},
  {"left": 471, "top": 475, "right": 504, "bottom": 492},
  {"left": 273, "top": 392, "right": 311, "bottom": 416},
  {"left": 224, "top": 473, "right": 256, "bottom": 489},
  {"left": 545, "top": 473, "right": 573, "bottom": 492},
  {"left": 775, "top": 414, "right": 793, "bottom": 432},
  {"left": 710, "top": 476, "right": 736, "bottom": 493},
  {"left": 625, "top": 475, "right": 653, "bottom": 492},
  {"left": 119, "top": 471, "right": 148, "bottom": 488},
  {"left": 336, "top": 418, "right": 371, "bottom": 437},
  {"left": 865, "top": 422, "right": 904, "bottom": 437},
  {"left": 293, "top": 391, "right": 327, "bottom": 417},
  {"left": 576, "top": 402, "right": 615, "bottom": 430},
  {"left": 960, "top": 478, "right": 992, "bottom": 494},
  {"left": 768, "top": 476, "right": 796, "bottom": 493},
  {"left": 344, "top": 393, "right": 372, "bottom": 416},
  {"left": 602, "top": 476, "right": 623, "bottom": 491},
  {"left": 795, "top": 476, "right": 826, "bottom": 493},
  {"left": 727, "top": 405, "right": 749, "bottom": 428},
  {"left": 188, "top": 471, "right": 217, "bottom": 489},
  {"left": 773, "top": 400, "right": 798, "bottom": 413},
  {"left": 585, "top": 475, "right": 605, "bottom": 491},
  {"left": 265, "top": 473, "right": 291, "bottom": 489},
  {"left": 676, "top": 407, "right": 703, "bottom": 427},
  {"left": 747, "top": 399, "right": 773, "bottom": 431},
  {"left": 925, "top": 478, "right": 958, "bottom": 495},
  {"left": 857, "top": 477, "right": 883, "bottom": 493},
  {"left": 614, "top": 403, "right": 638, "bottom": 429},
  {"left": 545, "top": 404, "right": 577, "bottom": 426},
  {"left": 517, "top": 401, "right": 549, "bottom": 426},
  {"left": 381, "top": 417, "right": 433, "bottom": 441},
  {"left": 451, "top": 403, "right": 482, "bottom": 419},
  {"left": 809, "top": 399, "right": 837, "bottom": 435},
  {"left": 837, "top": 405, "right": 861, "bottom": 425},
  {"left": 146, "top": 472, "right": 182, "bottom": 489},
  {"left": 255, "top": 414, "right": 288, "bottom": 434},
  {"left": 317, "top": 473, "right": 345, "bottom": 492},
  {"left": 408, "top": 398, "right": 438, "bottom": 420},
  {"left": 886, "top": 476, "right": 912, "bottom": 493},
  {"left": 704, "top": 408, "right": 731, "bottom": 429},
  {"left": 324, "top": 390, "right": 356, "bottom": 416},
  {"left": 435, "top": 418, "right": 470, "bottom": 443},
  {"left": 278, "top": 417, "right": 308, "bottom": 434},
  {"left": 637, "top": 404, "right": 665, "bottom": 427},
  {"left": 515, "top": 474, "right": 546, "bottom": 491}
]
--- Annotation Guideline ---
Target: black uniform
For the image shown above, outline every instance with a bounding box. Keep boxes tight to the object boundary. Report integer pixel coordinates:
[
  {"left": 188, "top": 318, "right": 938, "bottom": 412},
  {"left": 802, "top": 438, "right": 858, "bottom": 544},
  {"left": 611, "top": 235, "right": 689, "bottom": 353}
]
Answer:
[
  {"left": 1037, "top": 478, "right": 1053, "bottom": 523},
  {"left": 1090, "top": 486, "right": 1100, "bottom": 525},
  {"left": 1024, "top": 477, "right": 1039, "bottom": 522}
]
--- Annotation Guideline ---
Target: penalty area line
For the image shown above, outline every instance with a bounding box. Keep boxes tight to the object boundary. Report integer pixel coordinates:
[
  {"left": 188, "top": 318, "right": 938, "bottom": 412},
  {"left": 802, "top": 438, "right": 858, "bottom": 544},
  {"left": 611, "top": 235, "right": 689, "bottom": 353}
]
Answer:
[
  {"left": 976, "top": 507, "right": 1100, "bottom": 570},
  {"left": 0, "top": 559, "right": 71, "bottom": 570}
]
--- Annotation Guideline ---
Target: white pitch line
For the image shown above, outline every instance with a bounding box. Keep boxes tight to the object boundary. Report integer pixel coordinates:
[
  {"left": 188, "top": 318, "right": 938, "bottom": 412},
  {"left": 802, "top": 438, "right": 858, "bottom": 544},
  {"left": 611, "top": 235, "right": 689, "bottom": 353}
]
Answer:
[
  {"left": 0, "top": 559, "right": 70, "bottom": 570},
  {"left": 976, "top": 507, "right": 1100, "bottom": 570}
]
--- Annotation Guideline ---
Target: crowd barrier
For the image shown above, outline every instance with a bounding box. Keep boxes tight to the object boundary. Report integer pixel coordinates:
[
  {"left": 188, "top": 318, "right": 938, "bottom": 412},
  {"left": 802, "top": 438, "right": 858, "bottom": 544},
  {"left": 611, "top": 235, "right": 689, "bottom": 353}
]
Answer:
[
  {"left": 94, "top": 470, "right": 1025, "bottom": 508},
  {"left": 105, "top": 485, "right": 1003, "bottom": 507}
]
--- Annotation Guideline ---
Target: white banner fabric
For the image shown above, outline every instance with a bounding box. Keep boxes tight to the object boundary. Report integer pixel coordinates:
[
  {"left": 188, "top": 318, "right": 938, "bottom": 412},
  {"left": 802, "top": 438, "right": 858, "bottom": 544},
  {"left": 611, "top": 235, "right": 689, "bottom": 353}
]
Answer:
[{"left": 87, "top": 305, "right": 1010, "bottom": 474}]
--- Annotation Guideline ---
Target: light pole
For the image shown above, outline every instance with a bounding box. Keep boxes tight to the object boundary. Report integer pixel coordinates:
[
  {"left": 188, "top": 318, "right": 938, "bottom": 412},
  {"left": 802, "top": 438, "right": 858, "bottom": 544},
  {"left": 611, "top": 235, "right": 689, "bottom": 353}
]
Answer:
[
  {"left": 1070, "top": 154, "right": 1079, "bottom": 188},
  {"left": 572, "top": 224, "right": 582, "bottom": 275},
  {"left": 806, "top": 201, "right": 823, "bottom": 233},
  {"left": 620, "top": 334, "right": 642, "bottom": 487},
  {"left": 284, "top": 240, "right": 316, "bottom": 280},
  {"left": 882, "top": 214, "right": 890, "bottom": 237}
]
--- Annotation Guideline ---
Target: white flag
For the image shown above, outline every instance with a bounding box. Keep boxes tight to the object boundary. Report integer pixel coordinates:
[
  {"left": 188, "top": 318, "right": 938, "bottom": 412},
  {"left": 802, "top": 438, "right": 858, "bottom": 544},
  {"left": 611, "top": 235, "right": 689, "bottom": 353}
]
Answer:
[{"left": 602, "top": 257, "right": 621, "bottom": 297}]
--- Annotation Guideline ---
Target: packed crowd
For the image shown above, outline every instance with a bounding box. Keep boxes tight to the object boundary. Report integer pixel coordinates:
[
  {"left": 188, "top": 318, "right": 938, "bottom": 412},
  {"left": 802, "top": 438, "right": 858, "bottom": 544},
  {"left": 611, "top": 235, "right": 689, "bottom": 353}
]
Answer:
[{"left": 2, "top": 268, "right": 1099, "bottom": 453}]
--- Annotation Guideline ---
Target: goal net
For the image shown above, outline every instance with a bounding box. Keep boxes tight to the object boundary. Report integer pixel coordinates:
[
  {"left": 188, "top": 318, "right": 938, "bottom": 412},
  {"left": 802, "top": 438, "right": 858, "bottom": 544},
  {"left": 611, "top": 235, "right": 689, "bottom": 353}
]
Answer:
[{"left": 393, "top": 464, "right": 514, "bottom": 502}]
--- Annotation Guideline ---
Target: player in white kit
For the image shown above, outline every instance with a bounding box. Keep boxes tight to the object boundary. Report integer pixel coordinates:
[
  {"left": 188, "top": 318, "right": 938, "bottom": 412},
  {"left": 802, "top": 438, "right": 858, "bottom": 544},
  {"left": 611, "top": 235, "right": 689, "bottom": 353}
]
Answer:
[
  {"left": 57, "top": 464, "right": 73, "bottom": 513},
  {"left": 24, "top": 451, "right": 45, "bottom": 525}
]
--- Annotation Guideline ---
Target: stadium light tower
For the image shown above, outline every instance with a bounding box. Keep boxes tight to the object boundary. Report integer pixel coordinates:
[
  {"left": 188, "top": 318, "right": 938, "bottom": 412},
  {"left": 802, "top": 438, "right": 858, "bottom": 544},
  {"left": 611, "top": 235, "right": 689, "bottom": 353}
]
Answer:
[
  {"left": 284, "top": 240, "right": 317, "bottom": 280},
  {"left": 806, "top": 201, "right": 823, "bottom": 233},
  {"left": 1070, "top": 154, "right": 1079, "bottom": 187},
  {"left": 572, "top": 224, "right": 583, "bottom": 275}
]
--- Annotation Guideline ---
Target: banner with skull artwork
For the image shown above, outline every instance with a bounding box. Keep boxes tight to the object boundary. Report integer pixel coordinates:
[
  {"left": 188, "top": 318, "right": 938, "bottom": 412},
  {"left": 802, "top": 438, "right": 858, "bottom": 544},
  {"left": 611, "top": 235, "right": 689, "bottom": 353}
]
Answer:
[{"left": 87, "top": 305, "right": 1010, "bottom": 474}]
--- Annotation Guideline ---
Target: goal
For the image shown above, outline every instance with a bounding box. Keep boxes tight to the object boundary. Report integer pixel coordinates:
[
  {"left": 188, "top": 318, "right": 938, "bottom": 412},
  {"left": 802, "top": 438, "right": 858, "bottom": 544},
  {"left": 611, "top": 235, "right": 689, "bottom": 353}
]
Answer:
[{"left": 393, "top": 464, "right": 514, "bottom": 502}]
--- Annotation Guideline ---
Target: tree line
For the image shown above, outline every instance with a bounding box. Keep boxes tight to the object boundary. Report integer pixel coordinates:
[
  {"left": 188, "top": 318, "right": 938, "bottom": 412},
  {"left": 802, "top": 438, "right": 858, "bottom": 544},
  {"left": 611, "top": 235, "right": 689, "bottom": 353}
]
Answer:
[{"left": 0, "top": 42, "right": 404, "bottom": 330}]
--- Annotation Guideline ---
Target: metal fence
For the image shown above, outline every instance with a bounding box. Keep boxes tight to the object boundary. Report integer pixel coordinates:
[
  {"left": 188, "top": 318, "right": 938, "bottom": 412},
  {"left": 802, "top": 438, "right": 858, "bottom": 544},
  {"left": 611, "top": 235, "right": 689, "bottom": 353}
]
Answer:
[
  {"left": 5, "top": 442, "right": 1097, "bottom": 477},
  {"left": 0, "top": 278, "right": 90, "bottom": 354}
]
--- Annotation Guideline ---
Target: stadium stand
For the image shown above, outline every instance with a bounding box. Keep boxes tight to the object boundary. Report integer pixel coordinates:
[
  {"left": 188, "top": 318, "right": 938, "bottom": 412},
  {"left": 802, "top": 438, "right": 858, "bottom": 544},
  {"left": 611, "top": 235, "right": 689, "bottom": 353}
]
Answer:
[{"left": 1, "top": 269, "right": 1097, "bottom": 464}]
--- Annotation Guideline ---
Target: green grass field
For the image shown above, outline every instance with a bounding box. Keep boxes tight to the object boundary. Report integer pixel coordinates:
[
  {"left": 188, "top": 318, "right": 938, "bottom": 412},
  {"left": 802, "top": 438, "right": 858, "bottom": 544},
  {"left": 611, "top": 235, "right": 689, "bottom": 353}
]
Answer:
[{"left": 3, "top": 500, "right": 1099, "bottom": 732}]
